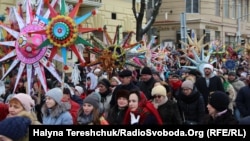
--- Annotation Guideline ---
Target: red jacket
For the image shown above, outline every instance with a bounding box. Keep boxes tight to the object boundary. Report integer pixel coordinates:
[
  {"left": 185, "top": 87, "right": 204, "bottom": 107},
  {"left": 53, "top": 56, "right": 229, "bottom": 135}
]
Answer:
[
  {"left": 69, "top": 100, "right": 81, "bottom": 125},
  {"left": 0, "top": 103, "right": 9, "bottom": 121}
]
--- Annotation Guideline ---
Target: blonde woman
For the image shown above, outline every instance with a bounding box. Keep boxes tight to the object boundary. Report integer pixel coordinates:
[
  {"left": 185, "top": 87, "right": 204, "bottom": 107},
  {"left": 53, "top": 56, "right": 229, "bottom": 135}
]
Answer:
[{"left": 7, "top": 93, "right": 41, "bottom": 125}]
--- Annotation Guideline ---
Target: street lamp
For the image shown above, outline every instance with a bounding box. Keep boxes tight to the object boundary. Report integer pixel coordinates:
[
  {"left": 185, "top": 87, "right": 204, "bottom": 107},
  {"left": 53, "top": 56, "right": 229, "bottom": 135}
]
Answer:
[
  {"left": 236, "top": 14, "right": 250, "bottom": 45},
  {"left": 180, "top": 12, "right": 187, "bottom": 49},
  {"left": 236, "top": 3, "right": 250, "bottom": 45}
]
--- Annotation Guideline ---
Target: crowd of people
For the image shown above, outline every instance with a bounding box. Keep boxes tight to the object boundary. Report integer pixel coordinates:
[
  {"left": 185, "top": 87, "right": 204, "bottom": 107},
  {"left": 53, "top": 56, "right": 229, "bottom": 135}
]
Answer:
[{"left": 0, "top": 60, "right": 250, "bottom": 140}]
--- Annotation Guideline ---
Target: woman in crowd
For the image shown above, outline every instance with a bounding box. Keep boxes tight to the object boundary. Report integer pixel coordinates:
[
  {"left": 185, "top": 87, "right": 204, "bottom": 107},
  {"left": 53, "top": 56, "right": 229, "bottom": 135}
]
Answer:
[
  {"left": 7, "top": 93, "right": 41, "bottom": 125},
  {"left": 202, "top": 91, "right": 238, "bottom": 124},
  {"left": 77, "top": 93, "right": 108, "bottom": 125},
  {"left": 123, "top": 90, "right": 163, "bottom": 125},
  {"left": 176, "top": 80, "right": 205, "bottom": 125},
  {"left": 151, "top": 84, "right": 182, "bottom": 125},
  {"left": 110, "top": 76, "right": 121, "bottom": 93},
  {"left": 97, "top": 78, "right": 112, "bottom": 118},
  {"left": 42, "top": 88, "right": 73, "bottom": 125},
  {"left": 107, "top": 89, "right": 130, "bottom": 125}
]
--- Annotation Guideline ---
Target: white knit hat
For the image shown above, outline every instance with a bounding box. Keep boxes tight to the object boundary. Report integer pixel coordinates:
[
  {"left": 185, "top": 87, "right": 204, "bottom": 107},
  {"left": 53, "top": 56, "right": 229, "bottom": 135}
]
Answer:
[
  {"left": 111, "top": 76, "right": 121, "bottom": 85},
  {"left": 203, "top": 64, "right": 214, "bottom": 71},
  {"left": 75, "top": 86, "right": 84, "bottom": 94},
  {"left": 151, "top": 85, "right": 167, "bottom": 97}
]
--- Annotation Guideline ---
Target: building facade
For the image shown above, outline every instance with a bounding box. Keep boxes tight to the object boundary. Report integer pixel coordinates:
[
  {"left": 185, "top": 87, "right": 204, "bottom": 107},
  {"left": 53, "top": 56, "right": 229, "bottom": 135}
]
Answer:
[{"left": 153, "top": 0, "right": 250, "bottom": 49}]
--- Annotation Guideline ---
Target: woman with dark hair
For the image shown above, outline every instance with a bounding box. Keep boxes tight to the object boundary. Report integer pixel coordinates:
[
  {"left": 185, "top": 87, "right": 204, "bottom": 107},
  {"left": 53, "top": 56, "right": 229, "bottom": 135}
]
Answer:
[
  {"left": 106, "top": 89, "right": 129, "bottom": 125},
  {"left": 203, "top": 91, "right": 238, "bottom": 124},
  {"left": 77, "top": 93, "right": 108, "bottom": 125},
  {"left": 123, "top": 90, "right": 163, "bottom": 125}
]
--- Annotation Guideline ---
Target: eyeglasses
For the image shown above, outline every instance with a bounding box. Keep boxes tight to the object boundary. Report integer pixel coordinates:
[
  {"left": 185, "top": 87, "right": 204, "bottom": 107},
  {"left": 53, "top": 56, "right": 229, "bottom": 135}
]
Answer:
[{"left": 153, "top": 95, "right": 162, "bottom": 99}]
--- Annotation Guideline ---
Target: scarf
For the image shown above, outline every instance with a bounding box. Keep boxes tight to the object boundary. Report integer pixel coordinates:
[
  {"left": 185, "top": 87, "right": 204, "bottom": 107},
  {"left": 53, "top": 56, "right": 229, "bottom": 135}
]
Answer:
[
  {"left": 77, "top": 114, "right": 94, "bottom": 125},
  {"left": 100, "top": 90, "right": 111, "bottom": 103},
  {"left": 169, "top": 79, "right": 182, "bottom": 91},
  {"left": 123, "top": 92, "right": 163, "bottom": 125}
]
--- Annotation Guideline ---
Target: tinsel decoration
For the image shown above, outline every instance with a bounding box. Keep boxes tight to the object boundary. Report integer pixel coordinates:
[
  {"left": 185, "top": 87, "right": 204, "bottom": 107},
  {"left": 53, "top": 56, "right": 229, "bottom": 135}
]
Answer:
[{"left": 71, "top": 64, "right": 81, "bottom": 85}]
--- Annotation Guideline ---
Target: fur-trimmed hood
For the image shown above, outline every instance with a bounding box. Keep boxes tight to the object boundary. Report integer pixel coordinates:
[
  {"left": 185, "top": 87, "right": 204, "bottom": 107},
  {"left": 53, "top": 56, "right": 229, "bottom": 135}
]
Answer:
[
  {"left": 17, "top": 111, "right": 41, "bottom": 125},
  {"left": 41, "top": 102, "right": 69, "bottom": 118}
]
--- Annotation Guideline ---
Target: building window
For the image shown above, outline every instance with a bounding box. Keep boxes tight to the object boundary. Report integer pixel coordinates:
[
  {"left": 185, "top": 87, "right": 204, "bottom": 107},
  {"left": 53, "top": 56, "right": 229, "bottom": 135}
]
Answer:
[
  {"left": 186, "top": 0, "right": 199, "bottom": 13},
  {"left": 215, "top": 31, "right": 220, "bottom": 40},
  {"left": 111, "top": 13, "right": 116, "bottom": 20},
  {"left": 215, "top": 0, "right": 220, "bottom": 16},
  {"left": 223, "top": 0, "right": 229, "bottom": 18},
  {"left": 243, "top": 0, "right": 249, "bottom": 21},
  {"left": 225, "top": 35, "right": 235, "bottom": 45},
  {"left": 231, "top": 0, "right": 236, "bottom": 19},
  {"left": 225, "top": 36, "right": 229, "bottom": 45}
]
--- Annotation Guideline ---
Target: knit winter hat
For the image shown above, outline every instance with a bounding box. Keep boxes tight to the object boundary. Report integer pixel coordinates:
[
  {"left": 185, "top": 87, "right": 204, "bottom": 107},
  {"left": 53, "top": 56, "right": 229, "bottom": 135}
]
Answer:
[
  {"left": 209, "top": 91, "right": 229, "bottom": 112},
  {"left": 98, "top": 78, "right": 111, "bottom": 89},
  {"left": 83, "top": 93, "right": 99, "bottom": 109},
  {"left": 75, "top": 86, "right": 84, "bottom": 94},
  {"left": 181, "top": 80, "right": 194, "bottom": 90},
  {"left": 111, "top": 76, "right": 121, "bottom": 85},
  {"left": 151, "top": 85, "right": 167, "bottom": 97},
  {"left": 46, "top": 88, "right": 63, "bottom": 104},
  {"left": 203, "top": 64, "right": 214, "bottom": 71},
  {"left": 10, "top": 93, "right": 35, "bottom": 112},
  {"left": 141, "top": 67, "right": 152, "bottom": 75},
  {"left": 228, "top": 71, "right": 236, "bottom": 76},
  {"left": 0, "top": 116, "right": 31, "bottom": 140}
]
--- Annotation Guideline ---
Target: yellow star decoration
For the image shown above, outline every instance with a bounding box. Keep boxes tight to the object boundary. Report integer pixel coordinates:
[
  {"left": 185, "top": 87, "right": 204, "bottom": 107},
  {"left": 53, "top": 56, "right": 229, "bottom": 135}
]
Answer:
[{"left": 179, "top": 34, "right": 209, "bottom": 55}]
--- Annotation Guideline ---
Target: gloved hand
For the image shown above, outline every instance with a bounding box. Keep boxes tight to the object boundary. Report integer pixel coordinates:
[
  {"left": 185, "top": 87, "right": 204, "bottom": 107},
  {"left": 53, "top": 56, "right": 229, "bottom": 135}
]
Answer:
[{"left": 130, "top": 112, "right": 140, "bottom": 125}]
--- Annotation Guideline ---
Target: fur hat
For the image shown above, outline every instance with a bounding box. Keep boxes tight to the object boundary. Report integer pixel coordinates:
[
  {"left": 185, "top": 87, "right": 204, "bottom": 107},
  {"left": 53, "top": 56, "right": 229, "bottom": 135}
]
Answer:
[
  {"left": 0, "top": 116, "right": 31, "bottom": 140},
  {"left": 203, "top": 64, "right": 214, "bottom": 71},
  {"left": 181, "top": 80, "right": 194, "bottom": 90},
  {"left": 119, "top": 69, "right": 132, "bottom": 77},
  {"left": 10, "top": 93, "right": 35, "bottom": 112},
  {"left": 141, "top": 67, "right": 152, "bottom": 75},
  {"left": 209, "top": 91, "right": 229, "bottom": 112},
  {"left": 46, "top": 88, "right": 63, "bottom": 104},
  {"left": 151, "top": 85, "right": 167, "bottom": 97},
  {"left": 98, "top": 78, "right": 111, "bottom": 89},
  {"left": 116, "top": 89, "right": 130, "bottom": 100},
  {"left": 83, "top": 93, "right": 99, "bottom": 109},
  {"left": 75, "top": 86, "right": 84, "bottom": 94}
]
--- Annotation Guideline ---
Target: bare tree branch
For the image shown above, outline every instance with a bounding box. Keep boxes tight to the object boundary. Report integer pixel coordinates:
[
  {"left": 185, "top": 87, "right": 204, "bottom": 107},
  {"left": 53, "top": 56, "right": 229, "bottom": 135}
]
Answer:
[
  {"left": 142, "top": 0, "right": 162, "bottom": 34},
  {"left": 132, "top": 0, "right": 138, "bottom": 19},
  {"left": 133, "top": 0, "right": 162, "bottom": 41}
]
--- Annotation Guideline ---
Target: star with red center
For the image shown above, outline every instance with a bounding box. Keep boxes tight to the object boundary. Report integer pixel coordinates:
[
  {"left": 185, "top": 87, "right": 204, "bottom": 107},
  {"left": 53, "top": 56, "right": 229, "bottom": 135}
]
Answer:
[{"left": 31, "top": 0, "right": 101, "bottom": 70}]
